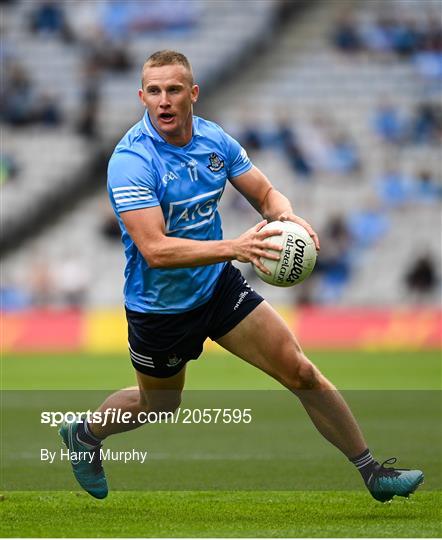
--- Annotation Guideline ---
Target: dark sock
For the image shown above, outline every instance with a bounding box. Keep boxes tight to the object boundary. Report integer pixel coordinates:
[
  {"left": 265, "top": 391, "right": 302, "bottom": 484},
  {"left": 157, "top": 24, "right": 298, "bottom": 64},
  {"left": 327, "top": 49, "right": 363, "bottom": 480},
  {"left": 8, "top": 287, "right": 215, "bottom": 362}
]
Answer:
[
  {"left": 349, "top": 448, "right": 378, "bottom": 484},
  {"left": 76, "top": 417, "right": 104, "bottom": 448}
]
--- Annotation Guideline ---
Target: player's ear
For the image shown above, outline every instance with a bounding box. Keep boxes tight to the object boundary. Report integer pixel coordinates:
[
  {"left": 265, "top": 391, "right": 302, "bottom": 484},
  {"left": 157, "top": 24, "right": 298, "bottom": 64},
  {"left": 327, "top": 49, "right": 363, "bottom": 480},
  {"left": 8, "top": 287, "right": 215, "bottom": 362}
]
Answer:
[
  {"left": 191, "top": 84, "right": 199, "bottom": 104},
  {"left": 138, "top": 88, "right": 146, "bottom": 106}
]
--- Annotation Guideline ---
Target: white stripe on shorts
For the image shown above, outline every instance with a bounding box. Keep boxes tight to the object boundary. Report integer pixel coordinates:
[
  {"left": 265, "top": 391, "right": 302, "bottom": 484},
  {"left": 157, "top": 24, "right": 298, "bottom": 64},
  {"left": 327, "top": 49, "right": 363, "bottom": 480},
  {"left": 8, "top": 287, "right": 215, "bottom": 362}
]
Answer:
[
  {"left": 130, "top": 353, "right": 154, "bottom": 368},
  {"left": 129, "top": 345, "right": 154, "bottom": 367}
]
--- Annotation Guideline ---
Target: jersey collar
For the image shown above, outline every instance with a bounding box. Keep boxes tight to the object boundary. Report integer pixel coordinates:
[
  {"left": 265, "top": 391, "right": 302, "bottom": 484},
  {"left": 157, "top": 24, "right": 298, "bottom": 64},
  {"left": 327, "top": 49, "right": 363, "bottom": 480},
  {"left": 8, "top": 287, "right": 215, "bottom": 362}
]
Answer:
[{"left": 141, "top": 111, "right": 201, "bottom": 144}]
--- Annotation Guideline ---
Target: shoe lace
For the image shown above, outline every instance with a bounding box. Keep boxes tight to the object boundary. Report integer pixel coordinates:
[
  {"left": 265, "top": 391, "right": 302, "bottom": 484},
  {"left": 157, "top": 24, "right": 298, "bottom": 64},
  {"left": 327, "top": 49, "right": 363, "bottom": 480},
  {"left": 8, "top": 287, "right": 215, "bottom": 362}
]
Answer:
[{"left": 373, "top": 457, "right": 401, "bottom": 481}]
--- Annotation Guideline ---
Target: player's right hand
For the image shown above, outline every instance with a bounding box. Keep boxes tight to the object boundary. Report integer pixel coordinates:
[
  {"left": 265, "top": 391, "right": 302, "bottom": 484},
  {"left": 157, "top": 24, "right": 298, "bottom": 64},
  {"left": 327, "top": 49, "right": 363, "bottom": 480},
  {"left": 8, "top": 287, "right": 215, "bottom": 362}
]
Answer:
[{"left": 232, "top": 220, "right": 283, "bottom": 275}]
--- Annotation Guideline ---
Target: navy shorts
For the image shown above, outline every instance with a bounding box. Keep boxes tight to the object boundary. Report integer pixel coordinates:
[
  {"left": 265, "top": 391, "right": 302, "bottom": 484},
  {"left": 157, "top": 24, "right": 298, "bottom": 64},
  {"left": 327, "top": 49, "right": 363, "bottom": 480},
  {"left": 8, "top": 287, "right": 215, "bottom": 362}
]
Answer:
[{"left": 126, "top": 263, "right": 264, "bottom": 378}]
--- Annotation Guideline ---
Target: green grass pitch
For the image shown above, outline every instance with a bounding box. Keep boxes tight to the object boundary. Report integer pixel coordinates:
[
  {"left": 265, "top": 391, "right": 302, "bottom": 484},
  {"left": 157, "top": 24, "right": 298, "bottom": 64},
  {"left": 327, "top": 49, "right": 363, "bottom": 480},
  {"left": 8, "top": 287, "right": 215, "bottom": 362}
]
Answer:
[{"left": 1, "top": 349, "right": 441, "bottom": 537}]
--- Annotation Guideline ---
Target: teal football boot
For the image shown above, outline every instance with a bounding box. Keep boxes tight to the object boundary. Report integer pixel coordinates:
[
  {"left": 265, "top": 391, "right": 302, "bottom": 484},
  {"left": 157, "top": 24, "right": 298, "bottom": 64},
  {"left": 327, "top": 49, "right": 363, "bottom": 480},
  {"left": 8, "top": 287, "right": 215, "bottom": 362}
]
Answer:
[
  {"left": 59, "top": 419, "right": 108, "bottom": 499},
  {"left": 367, "top": 457, "right": 424, "bottom": 502}
]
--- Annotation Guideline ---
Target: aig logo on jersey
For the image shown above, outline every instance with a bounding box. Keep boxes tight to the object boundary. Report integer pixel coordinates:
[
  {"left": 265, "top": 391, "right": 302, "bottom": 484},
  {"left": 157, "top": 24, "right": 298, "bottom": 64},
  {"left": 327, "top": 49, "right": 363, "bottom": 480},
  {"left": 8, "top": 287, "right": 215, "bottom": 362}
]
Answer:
[
  {"left": 207, "top": 152, "right": 224, "bottom": 173},
  {"left": 166, "top": 188, "right": 223, "bottom": 233}
]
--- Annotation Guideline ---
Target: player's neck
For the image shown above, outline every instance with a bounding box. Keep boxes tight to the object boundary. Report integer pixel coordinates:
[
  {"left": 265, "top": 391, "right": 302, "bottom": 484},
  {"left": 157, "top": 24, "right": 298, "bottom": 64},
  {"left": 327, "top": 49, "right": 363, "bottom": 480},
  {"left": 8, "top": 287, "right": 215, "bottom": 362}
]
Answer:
[{"left": 162, "top": 128, "right": 192, "bottom": 147}]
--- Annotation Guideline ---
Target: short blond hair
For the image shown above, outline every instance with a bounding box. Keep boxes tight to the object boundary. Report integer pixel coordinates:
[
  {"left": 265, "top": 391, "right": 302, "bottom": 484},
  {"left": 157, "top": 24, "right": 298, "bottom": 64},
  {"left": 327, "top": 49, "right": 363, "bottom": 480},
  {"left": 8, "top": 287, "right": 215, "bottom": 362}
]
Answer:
[{"left": 141, "top": 50, "right": 194, "bottom": 87}]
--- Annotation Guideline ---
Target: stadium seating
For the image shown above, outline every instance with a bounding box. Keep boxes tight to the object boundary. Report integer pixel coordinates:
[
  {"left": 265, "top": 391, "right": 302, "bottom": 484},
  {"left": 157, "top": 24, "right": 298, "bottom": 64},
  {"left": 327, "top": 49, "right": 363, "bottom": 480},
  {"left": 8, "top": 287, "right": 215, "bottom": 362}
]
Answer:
[
  {"left": 1, "top": 0, "right": 275, "bottom": 238},
  {"left": 2, "top": 0, "right": 440, "bottom": 309}
]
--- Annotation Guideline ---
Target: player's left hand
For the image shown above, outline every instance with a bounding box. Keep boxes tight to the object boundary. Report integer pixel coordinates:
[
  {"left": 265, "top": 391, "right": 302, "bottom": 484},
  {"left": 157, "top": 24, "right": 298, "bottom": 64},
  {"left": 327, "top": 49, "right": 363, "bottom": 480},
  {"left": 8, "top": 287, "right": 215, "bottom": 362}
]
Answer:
[{"left": 278, "top": 212, "right": 320, "bottom": 251}]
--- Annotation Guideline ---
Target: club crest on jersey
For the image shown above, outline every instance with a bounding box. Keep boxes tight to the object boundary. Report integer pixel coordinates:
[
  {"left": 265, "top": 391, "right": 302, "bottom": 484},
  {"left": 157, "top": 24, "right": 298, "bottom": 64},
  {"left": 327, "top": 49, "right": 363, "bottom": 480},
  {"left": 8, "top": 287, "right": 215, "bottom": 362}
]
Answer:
[
  {"left": 207, "top": 152, "right": 224, "bottom": 173},
  {"left": 166, "top": 354, "right": 182, "bottom": 367}
]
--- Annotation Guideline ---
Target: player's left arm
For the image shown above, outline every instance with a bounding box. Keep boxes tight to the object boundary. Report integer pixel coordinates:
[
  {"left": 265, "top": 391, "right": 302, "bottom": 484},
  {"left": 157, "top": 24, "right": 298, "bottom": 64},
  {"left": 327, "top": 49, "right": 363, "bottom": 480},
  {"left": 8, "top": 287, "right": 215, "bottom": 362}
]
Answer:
[{"left": 231, "top": 165, "right": 320, "bottom": 250}]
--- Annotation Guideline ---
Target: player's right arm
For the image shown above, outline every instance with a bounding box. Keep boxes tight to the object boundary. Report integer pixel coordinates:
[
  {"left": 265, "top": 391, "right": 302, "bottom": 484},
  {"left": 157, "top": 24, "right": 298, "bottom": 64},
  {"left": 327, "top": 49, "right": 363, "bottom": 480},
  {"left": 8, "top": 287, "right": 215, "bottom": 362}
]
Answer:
[
  {"left": 120, "top": 206, "right": 282, "bottom": 275},
  {"left": 108, "top": 148, "right": 281, "bottom": 273}
]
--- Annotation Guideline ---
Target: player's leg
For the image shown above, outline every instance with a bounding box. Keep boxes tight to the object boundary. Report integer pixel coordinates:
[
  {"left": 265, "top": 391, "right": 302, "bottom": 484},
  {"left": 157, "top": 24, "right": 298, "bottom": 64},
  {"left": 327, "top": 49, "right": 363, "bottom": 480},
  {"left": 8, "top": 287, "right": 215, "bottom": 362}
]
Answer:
[
  {"left": 216, "top": 300, "right": 366, "bottom": 457},
  {"left": 90, "top": 367, "right": 186, "bottom": 438},
  {"left": 59, "top": 302, "right": 205, "bottom": 499},
  {"left": 215, "top": 300, "right": 424, "bottom": 501},
  {"left": 59, "top": 366, "right": 186, "bottom": 499}
]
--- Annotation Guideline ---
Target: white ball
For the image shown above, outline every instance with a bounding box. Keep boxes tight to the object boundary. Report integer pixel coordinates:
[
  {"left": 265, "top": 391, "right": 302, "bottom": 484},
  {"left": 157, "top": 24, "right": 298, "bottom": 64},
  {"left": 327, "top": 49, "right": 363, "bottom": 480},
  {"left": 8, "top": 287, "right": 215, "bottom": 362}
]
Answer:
[{"left": 253, "top": 220, "right": 317, "bottom": 287}]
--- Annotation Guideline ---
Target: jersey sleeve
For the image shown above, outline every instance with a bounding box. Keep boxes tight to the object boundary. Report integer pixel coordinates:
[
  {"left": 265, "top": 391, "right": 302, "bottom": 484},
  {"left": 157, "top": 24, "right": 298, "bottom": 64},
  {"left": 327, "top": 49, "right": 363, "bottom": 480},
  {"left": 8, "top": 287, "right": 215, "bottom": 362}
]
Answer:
[
  {"left": 223, "top": 131, "right": 253, "bottom": 179},
  {"left": 107, "top": 149, "right": 159, "bottom": 214}
]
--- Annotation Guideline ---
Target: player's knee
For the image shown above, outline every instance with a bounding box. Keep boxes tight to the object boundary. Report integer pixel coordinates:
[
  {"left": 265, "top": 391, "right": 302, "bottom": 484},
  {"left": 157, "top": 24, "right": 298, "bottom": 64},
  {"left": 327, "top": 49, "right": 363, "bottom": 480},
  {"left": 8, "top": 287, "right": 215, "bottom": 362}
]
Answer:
[
  {"left": 281, "top": 354, "right": 323, "bottom": 391},
  {"left": 295, "top": 359, "right": 322, "bottom": 390}
]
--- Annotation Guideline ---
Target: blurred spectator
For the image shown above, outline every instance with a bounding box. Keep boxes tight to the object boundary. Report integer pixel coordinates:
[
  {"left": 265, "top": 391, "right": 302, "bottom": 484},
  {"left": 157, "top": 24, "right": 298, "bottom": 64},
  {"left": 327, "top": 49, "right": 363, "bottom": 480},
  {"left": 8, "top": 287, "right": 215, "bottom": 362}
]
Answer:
[
  {"left": 315, "top": 215, "right": 353, "bottom": 302},
  {"left": 0, "top": 24, "right": 17, "bottom": 65},
  {"left": 53, "top": 256, "right": 90, "bottom": 308},
  {"left": 29, "top": 258, "right": 54, "bottom": 306},
  {"left": 376, "top": 166, "right": 442, "bottom": 207},
  {"left": 332, "top": 7, "right": 442, "bottom": 69},
  {"left": 298, "top": 115, "right": 360, "bottom": 176},
  {"left": 99, "top": 0, "right": 131, "bottom": 39},
  {"left": 101, "top": 205, "right": 121, "bottom": 241},
  {"left": 29, "top": 0, "right": 74, "bottom": 43},
  {"left": 1, "top": 63, "right": 37, "bottom": 126},
  {"left": 98, "top": 0, "right": 131, "bottom": 39},
  {"left": 25, "top": 255, "right": 91, "bottom": 308},
  {"left": 391, "top": 16, "right": 420, "bottom": 57},
  {"left": 371, "top": 101, "right": 442, "bottom": 147},
  {"left": 325, "top": 132, "right": 361, "bottom": 175},
  {"left": 375, "top": 167, "right": 409, "bottom": 208},
  {"left": 332, "top": 13, "right": 362, "bottom": 54},
  {"left": 409, "top": 102, "right": 442, "bottom": 144},
  {"left": 413, "top": 36, "right": 442, "bottom": 81},
  {"left": 275, "top": 120, "right": 312, "bottom": 178},
  {"left": 404, "top": 253, "right": 438, "bottom": 302},
  {"left": 412, "top": 169, "right": 442, "bottom": 203},
  {"left": 0, "top": 154, "right": 19, "bottom": 185},
  {"left": 300, "top": 115, "right": 334, "bottom": 172},
  {"left": 240, "top": 113, "right": 361, "bottom": 178},
  {"left": 0, "top": 284, "right": 31, "bottom": 311},
  {"left": 36, "top": 92, "right": 63, "bottom": 126},
  {"left": 348, "top": 200, "right": 389, "bottom": 249},
  {"left": 359, "top": 15, "right": 395, "bottom": 56},
  {"left": 1, "top": 62, "right": 63, "bottom": 127},
  {"left": 76, "top": 62, "right": 101, "bottom": 139},
  {"left": 372, "top": 100, "right": 404, "bottom": 144},
  {"left": 128, "top": 0, "right": 201, "bottom": 33},
  {"left": 81, "top": 29, "right": 132, "bottom": 74},
  {"left": 99, "top": 0, "right": 201, "bottom": 38},
  {"left": 240, "top": 124, "right": 264, "bottom": 153},
  {"left": 77, "top": 101, "right": 99, "bottom": 138}
]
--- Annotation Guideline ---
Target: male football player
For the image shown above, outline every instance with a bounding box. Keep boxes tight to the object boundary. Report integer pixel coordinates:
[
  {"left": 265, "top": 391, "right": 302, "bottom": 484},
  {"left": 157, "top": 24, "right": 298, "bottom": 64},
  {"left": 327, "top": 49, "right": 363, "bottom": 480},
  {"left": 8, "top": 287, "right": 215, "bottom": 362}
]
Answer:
[{"left": 60, "top": 50, "right": 423, "bottom": 502}]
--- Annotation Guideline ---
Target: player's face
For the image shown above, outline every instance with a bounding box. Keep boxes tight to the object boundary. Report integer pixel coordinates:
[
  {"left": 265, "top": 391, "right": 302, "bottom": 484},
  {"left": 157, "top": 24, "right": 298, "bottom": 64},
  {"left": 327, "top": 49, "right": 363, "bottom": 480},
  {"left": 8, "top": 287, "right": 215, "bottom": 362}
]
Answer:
[{"left": 138, "top": 64, "right": 199, "bottom": 146}]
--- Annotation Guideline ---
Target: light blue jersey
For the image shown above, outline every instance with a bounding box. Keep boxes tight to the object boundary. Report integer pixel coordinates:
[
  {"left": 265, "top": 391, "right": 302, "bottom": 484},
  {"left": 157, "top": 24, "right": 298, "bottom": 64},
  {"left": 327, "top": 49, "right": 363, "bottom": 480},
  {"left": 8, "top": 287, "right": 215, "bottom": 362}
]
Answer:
[{"left": 107, "top": 111, "right": 252, "bottom": 313}]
